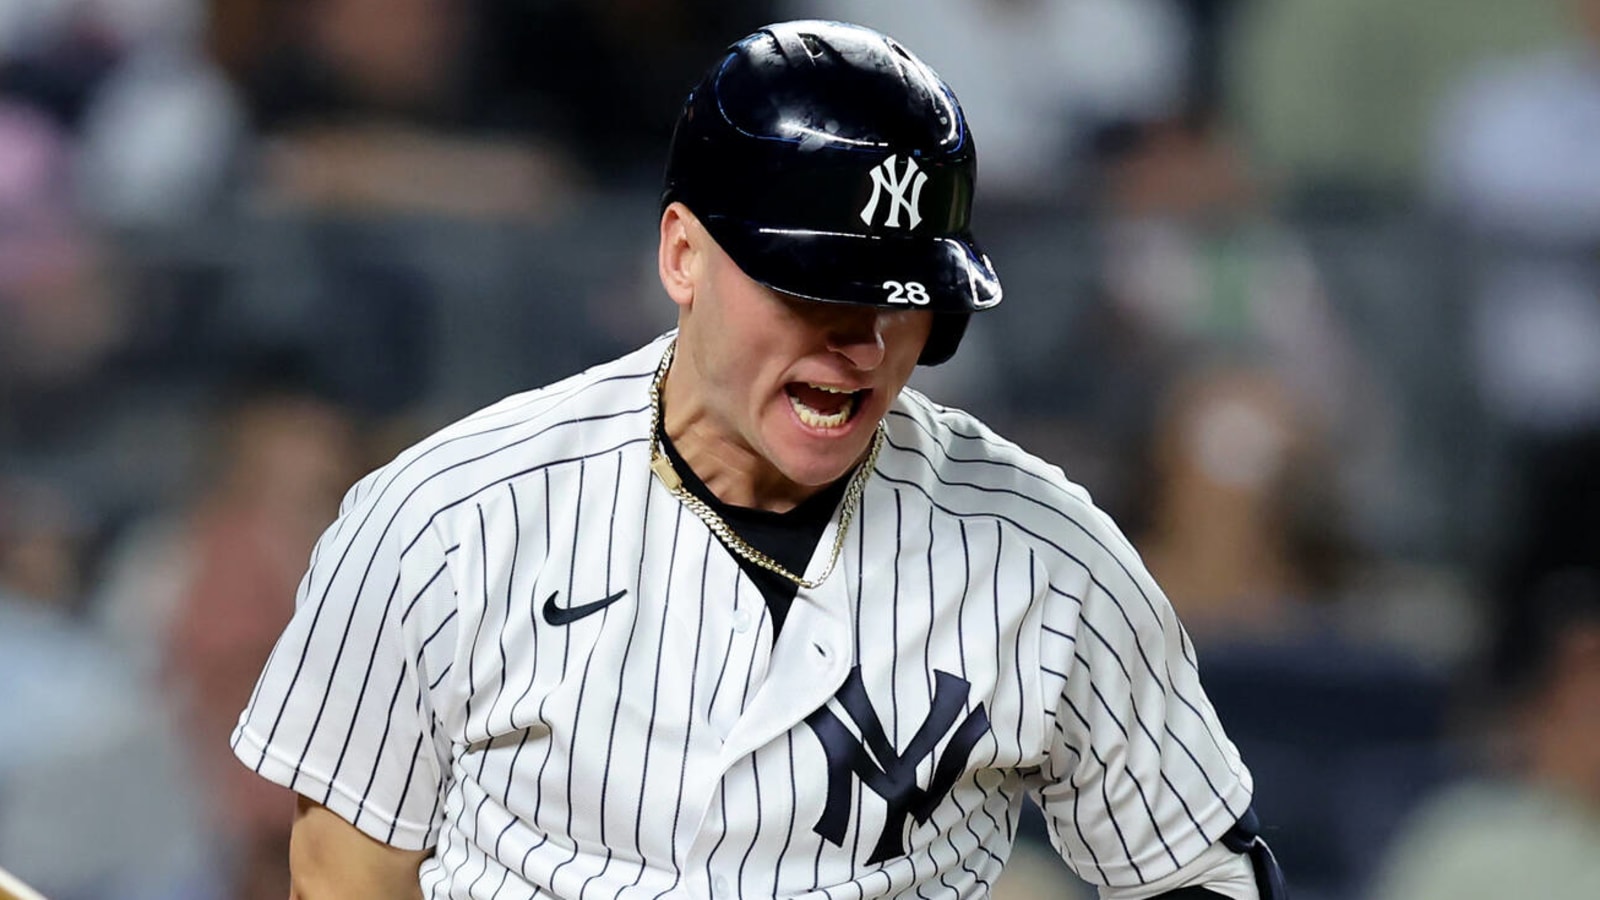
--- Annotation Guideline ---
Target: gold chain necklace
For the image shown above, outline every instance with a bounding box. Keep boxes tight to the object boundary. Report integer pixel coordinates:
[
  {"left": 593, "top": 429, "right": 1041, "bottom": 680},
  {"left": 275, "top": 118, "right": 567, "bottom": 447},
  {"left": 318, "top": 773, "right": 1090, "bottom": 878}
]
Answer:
[{"left": 647, "top": 341, "right": 884, "bottom": 590}]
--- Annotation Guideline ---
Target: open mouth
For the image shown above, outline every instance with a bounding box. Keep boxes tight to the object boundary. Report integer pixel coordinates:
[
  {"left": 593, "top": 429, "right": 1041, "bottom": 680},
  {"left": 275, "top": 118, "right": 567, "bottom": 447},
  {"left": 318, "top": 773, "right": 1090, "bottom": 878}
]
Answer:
[{"left": 785, "top": 382, "right": 867, "bottom": 430}]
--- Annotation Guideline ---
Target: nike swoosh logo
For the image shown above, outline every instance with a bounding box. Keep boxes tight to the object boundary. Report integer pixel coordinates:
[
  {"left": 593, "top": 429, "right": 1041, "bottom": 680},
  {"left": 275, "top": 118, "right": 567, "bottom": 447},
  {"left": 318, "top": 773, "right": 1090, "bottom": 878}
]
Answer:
[{"left": 542, "top": 589, "right": 628, "bottom": 626}]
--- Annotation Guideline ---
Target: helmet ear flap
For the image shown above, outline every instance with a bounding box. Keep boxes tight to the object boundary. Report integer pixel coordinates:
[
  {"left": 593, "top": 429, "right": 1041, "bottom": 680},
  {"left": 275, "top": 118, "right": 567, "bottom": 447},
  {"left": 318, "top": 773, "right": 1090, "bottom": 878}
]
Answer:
[{"left": 918, "top": 314, "right": 970, "bottom": 366}]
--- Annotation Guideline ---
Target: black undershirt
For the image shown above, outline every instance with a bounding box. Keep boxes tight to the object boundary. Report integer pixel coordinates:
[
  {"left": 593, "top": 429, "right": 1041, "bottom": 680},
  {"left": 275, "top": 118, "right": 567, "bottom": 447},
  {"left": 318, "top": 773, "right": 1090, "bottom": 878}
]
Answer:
[{"left": 658, "top": 429, "right": 848, "bottom": 637}]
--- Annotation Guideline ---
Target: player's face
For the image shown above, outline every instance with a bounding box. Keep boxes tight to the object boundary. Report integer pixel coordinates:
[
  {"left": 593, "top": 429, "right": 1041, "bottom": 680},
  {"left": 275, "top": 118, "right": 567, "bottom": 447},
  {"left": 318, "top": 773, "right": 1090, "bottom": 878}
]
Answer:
[{"left": 660, "top": 205, "right": 932, "bottom": 510}]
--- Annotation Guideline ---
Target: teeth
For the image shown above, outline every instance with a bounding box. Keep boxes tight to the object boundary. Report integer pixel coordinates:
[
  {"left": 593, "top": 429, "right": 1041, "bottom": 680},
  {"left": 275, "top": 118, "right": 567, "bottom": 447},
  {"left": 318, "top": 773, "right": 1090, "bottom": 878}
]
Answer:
[
  {"left": 810, "top": 383, "right": 854, "bottom": 394},
  {"left": 789, "top": 392, "right": 856, "bottom": 429}
]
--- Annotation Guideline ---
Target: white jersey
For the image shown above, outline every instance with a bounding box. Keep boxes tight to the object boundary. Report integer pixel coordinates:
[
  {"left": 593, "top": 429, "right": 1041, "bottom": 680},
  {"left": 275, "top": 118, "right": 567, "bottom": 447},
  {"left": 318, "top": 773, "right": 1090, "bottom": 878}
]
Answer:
[{"left": 232, "top": 334, "right": 1253, "bottom": 899}]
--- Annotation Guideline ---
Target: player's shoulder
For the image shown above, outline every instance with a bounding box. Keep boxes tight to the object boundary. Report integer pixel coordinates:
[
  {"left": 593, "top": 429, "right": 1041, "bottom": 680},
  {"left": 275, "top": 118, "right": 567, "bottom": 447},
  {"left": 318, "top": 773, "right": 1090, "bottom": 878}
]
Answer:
[
  {"left": 341, "top": 336, "right": 668, "bottom": 521},
  {"left": 881, "top": 388, "right": 1120, "bottom": 545}
]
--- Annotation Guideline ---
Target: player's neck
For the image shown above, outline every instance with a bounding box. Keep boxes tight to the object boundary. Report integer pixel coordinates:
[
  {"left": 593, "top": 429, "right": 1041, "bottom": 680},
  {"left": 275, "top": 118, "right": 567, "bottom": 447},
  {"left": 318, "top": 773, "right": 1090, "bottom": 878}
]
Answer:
[
  {"left": 662, "top": 414, "right": 814, "bottom": 513},
  {"left": 658, "top": 375, "right": 818, "bottom": 514}
]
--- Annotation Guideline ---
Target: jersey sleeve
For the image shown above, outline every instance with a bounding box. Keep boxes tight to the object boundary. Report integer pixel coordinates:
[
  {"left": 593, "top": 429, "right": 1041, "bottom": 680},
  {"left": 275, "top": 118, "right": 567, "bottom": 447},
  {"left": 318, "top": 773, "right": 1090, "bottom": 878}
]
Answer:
[
  {"left": 230, "top": 471, "right": 460, "bottom": 851},
  {"left": 1030, "top": 528, "right": 1254, "bottom": 890}
]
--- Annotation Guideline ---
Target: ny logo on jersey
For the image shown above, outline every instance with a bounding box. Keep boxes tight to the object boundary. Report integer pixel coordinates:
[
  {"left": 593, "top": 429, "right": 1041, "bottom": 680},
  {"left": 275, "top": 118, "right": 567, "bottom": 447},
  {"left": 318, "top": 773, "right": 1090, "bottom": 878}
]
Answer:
[
  {"left": 859, "top": 155, "right": 928, "bottom": 229},
  {"left": 805, "top": 666, "right": 990, "bottom": 864}
]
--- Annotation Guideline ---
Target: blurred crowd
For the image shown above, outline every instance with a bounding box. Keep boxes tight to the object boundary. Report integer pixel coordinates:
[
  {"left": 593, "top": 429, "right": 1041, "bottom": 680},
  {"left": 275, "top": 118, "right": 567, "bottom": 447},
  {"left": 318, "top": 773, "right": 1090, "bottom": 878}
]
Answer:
[{"left": 1, "top": 1, "right": 1598, "bottom": 898}]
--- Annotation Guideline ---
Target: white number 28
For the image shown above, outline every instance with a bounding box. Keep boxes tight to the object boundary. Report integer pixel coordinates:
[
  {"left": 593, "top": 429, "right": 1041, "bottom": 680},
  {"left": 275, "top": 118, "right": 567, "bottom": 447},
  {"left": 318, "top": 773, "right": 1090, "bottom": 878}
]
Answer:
[{"left": 882, "top": 280, "right": 930, "bottom": 305}]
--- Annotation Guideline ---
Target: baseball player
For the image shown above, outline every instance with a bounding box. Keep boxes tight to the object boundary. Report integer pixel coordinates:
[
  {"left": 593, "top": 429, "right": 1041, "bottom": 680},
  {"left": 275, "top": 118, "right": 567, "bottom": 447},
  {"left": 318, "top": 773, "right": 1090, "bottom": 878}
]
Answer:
[{"left": 233, "top": 20, "right": 1287, "bottom": 899}]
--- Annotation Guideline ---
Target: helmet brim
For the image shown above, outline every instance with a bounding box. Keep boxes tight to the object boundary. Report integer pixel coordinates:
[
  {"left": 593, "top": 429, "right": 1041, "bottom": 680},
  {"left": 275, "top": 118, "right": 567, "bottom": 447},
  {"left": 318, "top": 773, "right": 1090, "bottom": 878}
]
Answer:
[{"left": 700, "top": 215, "right": 1002, "bottom": 314}]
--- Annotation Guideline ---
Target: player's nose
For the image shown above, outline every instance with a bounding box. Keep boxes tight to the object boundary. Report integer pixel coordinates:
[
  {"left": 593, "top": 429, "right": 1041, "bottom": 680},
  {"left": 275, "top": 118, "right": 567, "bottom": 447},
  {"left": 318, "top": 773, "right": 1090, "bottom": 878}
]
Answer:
[{"left": 822, "top": 307, "right": 889, "bottom": 370}]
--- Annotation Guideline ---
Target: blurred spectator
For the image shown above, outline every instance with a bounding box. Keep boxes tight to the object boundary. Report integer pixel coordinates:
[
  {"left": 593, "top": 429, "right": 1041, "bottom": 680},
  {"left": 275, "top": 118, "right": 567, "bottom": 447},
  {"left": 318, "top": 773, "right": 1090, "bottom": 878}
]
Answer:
[
  {"left": 1369, "top": 566, "right": 1600, "bottom": 900},
  {"left": 1069, "top": 111, "right": 1401, "bottom": 568},
  {"left": 471, "top": 0, "right": 783, "bottom": 185},
  {"left": 0, "top": 477, "right": 87, "bottom": 611},
  {"left": 0, "top": 476, "right": 214, "bottom": 899},
  {"left": 1096, "top": 112, "right": 1386, "bottom": 445},
  {"left": 74, "top": 0, "right": 249, "bottom": 229},
  {"left": 1136, "top": 364, "right": 1344, "bottom": 644},
  {"left": 1426, "top": 0, "right": 1600, "bottom": 600},
  {"left": 0, "top": 1, "right": 122, "bottom": 128},
  {"left": 235, "top": 0, "right": 580, "bottom": 218},
  {"left": 784, "top": 0, "right": 1191, "bottom": 206},
  {"left": 1229, "top": 0, "right": 1567, "bottom": 199},
  {"left": 0, "top": 0, "right": 250, "bottom": 230},
  {"left": 0, "top": 100, "right": 128, "bottom": 444},
  {"left": 91, "top": 365, "right": 364, "bottom": 899}
]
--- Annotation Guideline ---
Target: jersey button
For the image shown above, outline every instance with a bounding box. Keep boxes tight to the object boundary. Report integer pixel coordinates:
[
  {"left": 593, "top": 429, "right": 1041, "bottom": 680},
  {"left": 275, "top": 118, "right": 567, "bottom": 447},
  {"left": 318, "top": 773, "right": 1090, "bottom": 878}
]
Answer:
[
  {"left": 713, "top": 874, "right": 731, "bottom": 896},
  {"left": 731, "top": 608, "right": 752, "bottom": 633}
]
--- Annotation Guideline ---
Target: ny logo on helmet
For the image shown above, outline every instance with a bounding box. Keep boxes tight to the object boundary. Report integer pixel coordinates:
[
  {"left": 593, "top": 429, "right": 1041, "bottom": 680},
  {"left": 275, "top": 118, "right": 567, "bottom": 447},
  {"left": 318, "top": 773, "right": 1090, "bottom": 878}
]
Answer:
[{"left": 860, "top": 155, "right": 928, "bottom": 229}]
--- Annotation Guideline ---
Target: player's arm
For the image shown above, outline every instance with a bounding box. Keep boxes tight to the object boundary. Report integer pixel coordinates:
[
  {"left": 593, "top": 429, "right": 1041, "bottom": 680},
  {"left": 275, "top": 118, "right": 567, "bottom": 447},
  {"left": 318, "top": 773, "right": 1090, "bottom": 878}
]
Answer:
[
  {"left": 1036, "top": 530, "right": 1289, "bottom": 900},
  {"left": 289, "top": 794, "right": 429, "bottom": 900},
  {"left": 1099, "top": 838, "right": 1258, "bottom": 899}
]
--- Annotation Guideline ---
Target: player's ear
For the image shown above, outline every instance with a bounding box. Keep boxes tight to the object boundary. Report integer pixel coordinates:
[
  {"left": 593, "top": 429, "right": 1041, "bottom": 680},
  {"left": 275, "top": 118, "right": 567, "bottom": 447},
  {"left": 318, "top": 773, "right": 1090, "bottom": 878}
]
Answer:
[{"left": 658, "top": 202, "right": 699, "bottom": 310}]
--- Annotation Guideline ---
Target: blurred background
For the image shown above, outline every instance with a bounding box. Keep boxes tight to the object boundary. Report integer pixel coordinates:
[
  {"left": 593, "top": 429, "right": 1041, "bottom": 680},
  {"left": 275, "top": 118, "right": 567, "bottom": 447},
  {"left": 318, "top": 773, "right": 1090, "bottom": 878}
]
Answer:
[{"left": 1, "top": 0, "right": 1598, "bottom": 898}]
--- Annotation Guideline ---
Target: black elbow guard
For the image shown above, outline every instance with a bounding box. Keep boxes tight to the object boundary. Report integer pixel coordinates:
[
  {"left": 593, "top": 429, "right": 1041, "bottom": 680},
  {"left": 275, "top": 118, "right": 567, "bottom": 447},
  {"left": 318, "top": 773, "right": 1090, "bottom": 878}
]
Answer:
[
  {"left": 1151, "top": 807, "right": 1291, "bottom": 899},
  {"left": 1220, "top": 806, "right": 1290, "bottom": 899}
]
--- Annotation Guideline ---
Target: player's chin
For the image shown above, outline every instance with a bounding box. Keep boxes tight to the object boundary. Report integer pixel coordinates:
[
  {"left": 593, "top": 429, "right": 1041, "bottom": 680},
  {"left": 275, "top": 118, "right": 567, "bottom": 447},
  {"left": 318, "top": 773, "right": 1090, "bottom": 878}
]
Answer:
[
  {"left": 773, "top": 399, "right": 884, "bottom": 481},
  {"left": 775, "top": 450, "right": 864, "bottom": 491}
]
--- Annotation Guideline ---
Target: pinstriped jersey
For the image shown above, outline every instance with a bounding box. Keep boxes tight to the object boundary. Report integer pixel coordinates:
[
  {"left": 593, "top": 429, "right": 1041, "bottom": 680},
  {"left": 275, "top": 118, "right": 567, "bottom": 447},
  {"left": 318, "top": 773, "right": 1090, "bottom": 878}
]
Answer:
[{"left": 232, "top": 333, "right": 1253, "bottom": 898}]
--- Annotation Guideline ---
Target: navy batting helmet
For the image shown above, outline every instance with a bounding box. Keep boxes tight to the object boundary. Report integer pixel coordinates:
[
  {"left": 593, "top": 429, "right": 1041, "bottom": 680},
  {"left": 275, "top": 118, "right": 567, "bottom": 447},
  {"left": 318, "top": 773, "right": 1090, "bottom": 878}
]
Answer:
[{"left": 662, "top": 20, "right": 1002, "bottom": 366}]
